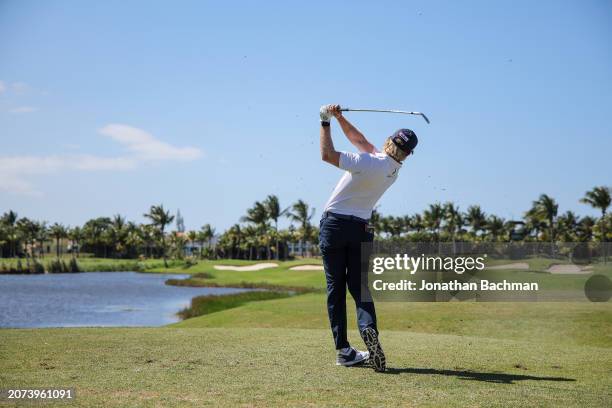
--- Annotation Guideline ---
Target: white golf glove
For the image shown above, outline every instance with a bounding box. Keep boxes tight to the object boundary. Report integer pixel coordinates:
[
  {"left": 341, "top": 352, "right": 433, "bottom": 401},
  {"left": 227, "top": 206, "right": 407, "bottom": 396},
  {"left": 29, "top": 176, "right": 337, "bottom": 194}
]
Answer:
[{"left": 320, "top": 105, "right": 334, "bottom": 122}]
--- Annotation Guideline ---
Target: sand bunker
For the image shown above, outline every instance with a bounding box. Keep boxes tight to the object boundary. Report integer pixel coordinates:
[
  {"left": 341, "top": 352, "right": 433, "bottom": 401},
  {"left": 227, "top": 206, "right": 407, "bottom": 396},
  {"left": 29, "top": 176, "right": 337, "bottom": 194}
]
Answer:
[
  {"left": 547, "top": 264, "right": 592, "bottom": 274},
  {"left": 290, "top": 265, "right": 324, "bottom": 271},
  {"left": 214, "top": 263, "right": 278, "bottom": 271},
  {"left": 486, "top": 263, "right": 530, "bottom": 270}
]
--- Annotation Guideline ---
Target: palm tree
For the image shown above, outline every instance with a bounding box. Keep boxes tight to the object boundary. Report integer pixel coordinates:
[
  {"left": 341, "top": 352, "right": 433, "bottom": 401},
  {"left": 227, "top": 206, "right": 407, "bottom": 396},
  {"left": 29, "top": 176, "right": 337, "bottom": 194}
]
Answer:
[
  {"left": 124, "top": 222, "right": 142, "bottom": 258},
  {"left": 443, "top": 202, "right": 463, "bottom": 249},
  {"left": 465, "top": 205, "right": 487, "bottom": 239},
  {"left": 241, "top": 202, "right": 268, "bottom": 227},
  {"left": 277, "top": 229, "right": 292, "bottom": 259},
  {"left": 228, "top": 224, "right": 242, "bottom": 259},
  {"left": 0, "top": 224, "right": 8, "bottom": 258},
  {"left": 68, "top": 226, "right": 83, "bottom": 257},
  {"left": 577, "top": 216, "right": 596, "bottom": 242},
  {"left": 557, "top": 211, "right": 579, "bottom": 242},
  {"left": 1, "top": 211, "right": 19, "bottom": 257},
  {"left": 49, "top": 223, "right": 67, "bottom": 258},
  {"left": 242, "top": 225, "right": 259, "bottom": 260},
  {"left": 198, "top": 224, "right": 216, "bottom": 258},
  {"left": 580, "top": 186, "right": 611, "bottom": 242},
  {"left": 379, "top": 216, "right": 391, "bottom": 238},
  {"left": 531, "top": 194, "right": 558, "bottom": 247},
  {"left": 241, "top": 201, "right": 270, "bottom": 258},
  {"left": 524, "top": 207, "right": 546, "bottom": 241},
  {"left": 410, "top": 213, "right": 424, "bottom": 233},
  {"left": 486, "top": 215, "right": 506, "bottom": 241},
  {"left": 370, "top": 208, "right": 383, "bottom": 237},
  {"left": 264, "top": 195, "right": 287, "bottom": 260},
  {"left": 110, "top": 214, "right": 127, "bottom": 257},
  {"left": 393, "top": 216, "right": 408, "bottom": 237},
  {"left": 83, "top": 217, "right": 112, "bottom": 257},
  {"left": 139, "top": 224, "right": 157, "bottom": 258},
  {"left": 169, "top": 231, "right": 187, "bottom": 259},
  {"left": 34, "top": 221, "right": 48, "bottom": 258},
  {"left": 287, "top": 199, "right": 316, "bottom": 257},
  {"left": 144, "top": 204, "right": 175, "bottom": 267},
  {"left": 386, "top": 216, "right": 406, "bottom": 237},
  {"left": 400, "top": 215, "right": 412, "bottom": 235},
  {"left": 0, "top": 224, "right": 6, "bottom": 258},
  {"left": 16, "top": 218, "right": 36, "bottom": 267},
  {"left": 423, "top": 203, "right": 444, "bottom": 241}
]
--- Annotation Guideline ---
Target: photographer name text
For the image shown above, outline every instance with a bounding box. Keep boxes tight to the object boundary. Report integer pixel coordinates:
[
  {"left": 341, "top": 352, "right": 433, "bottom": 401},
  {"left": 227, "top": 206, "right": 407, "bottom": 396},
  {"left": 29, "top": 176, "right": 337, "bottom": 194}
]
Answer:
[{"left": 371, "top": 279, "right": 539, "bottom": 291}]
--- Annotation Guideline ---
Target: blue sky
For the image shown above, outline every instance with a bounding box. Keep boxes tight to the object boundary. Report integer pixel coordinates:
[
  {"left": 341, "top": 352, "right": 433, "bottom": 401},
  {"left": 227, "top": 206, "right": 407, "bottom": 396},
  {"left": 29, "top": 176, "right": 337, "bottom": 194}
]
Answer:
[{"left": 1, "top": 0, "right": 611, "bottom": 231}]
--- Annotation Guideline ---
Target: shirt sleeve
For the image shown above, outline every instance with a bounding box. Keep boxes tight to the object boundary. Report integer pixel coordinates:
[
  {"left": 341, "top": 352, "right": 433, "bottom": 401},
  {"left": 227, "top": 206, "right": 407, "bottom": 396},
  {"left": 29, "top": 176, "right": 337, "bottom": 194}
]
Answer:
[{"left": 338, "top": 151, "right": 372, "bottom": 173}]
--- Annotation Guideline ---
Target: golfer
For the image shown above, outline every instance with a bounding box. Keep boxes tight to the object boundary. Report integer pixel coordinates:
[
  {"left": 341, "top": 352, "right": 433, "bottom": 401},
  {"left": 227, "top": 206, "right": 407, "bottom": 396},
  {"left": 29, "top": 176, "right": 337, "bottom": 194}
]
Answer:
[{"left": 318, "top": 104, "right": 418, "bottom": 372}]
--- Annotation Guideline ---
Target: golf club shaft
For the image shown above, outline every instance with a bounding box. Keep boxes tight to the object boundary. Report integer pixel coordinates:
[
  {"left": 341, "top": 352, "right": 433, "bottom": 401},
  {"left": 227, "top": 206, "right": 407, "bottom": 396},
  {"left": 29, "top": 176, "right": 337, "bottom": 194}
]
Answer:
[{"left": 340, "top": 108, "right": 430, "bottom": 124}]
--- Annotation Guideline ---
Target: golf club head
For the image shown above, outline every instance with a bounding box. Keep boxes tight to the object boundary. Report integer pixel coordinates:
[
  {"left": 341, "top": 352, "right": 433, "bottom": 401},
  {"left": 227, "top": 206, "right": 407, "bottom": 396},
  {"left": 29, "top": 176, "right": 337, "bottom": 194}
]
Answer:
[{"left": 419, "top": 113, "right": 430, "bottom": 124}]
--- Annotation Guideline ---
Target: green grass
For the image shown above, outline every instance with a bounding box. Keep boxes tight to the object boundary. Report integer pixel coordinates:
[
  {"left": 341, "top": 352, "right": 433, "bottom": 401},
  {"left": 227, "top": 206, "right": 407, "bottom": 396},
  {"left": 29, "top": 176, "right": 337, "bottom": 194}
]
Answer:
[
  {"left": 1, "top": 327, "right": 610, "bottom": 407},
  {"left": 177, "top": 290, "right": 293, "bottom": 319},
  {"left": 1, "top": 257, "right": 611, "bottom": 406},
  {"left": 0, "top": 256, "right": 188, "bottom": 273},
  {"left": 172, "top": 293, "right": 612, "bottom": 348},
  {"left": 155, "top": 259, "right": 326, "bottom": 290}
]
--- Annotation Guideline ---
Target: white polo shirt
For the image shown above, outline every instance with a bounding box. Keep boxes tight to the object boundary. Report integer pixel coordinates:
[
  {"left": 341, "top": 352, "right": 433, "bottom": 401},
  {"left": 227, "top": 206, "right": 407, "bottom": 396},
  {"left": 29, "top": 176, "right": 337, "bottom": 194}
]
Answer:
[{"left": 323, "top": 151, "right": 402, "bottom": 220}]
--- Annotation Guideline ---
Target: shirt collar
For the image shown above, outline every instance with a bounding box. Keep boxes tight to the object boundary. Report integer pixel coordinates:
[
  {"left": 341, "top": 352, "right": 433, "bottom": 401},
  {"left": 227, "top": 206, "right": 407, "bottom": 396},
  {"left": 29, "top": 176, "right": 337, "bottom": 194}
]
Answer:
[{"left": 379, "top": 151, "right": 402, "bottom": 167}]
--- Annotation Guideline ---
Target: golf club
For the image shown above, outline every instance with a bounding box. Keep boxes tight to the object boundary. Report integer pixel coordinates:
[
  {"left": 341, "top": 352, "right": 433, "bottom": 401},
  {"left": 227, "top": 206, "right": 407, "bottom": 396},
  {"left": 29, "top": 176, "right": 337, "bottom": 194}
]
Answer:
[{"left": 340, "top": 107, "right": 430, "bottom": 124}]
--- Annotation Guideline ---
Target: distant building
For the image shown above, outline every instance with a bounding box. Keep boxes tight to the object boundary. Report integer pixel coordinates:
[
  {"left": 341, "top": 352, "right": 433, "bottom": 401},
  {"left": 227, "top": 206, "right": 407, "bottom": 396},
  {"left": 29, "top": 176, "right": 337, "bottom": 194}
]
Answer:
[
  {"left": 175, "top": 231, "right": 218, "bottom": 256},
  {"left": 176, "top": 209, "right": 185, "bottom": 233},
  {"left": 288, "top": 241, "right": 317, "bottom": 257}
]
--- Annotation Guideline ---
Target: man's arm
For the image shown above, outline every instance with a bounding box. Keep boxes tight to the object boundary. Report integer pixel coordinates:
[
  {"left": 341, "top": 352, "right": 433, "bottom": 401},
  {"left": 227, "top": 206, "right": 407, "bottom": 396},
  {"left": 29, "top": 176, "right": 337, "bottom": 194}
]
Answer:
[
  {"left": 320, "top": 122, "right": 340, "bottom": 167},
  {"left": 331, "top": 106, "right": 377, "bottom": 154}
]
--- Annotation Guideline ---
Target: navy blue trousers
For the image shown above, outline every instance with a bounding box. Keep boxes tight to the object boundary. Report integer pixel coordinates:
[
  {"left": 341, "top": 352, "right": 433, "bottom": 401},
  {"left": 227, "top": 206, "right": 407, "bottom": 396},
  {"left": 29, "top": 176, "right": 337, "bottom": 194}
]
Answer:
[{"left": 319, "top": 213, "right": 377, "bottom": 350}]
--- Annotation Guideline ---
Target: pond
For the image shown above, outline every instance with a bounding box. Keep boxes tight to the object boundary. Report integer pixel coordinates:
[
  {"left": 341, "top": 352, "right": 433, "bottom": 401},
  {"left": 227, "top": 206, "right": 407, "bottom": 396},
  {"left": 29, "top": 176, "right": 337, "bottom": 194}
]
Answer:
[{"left": 0, "top": 272, "right": 252, "bottom": 328}]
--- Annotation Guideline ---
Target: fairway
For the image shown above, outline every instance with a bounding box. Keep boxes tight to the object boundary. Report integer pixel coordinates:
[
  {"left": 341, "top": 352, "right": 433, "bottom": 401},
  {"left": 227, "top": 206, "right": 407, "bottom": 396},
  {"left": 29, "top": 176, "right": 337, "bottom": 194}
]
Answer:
[
  {"left": 1, "top": 259, "right": 611, "bottom": 407},
  {"left": 1, "top": 327, "right": 610, "bottom": 407}
]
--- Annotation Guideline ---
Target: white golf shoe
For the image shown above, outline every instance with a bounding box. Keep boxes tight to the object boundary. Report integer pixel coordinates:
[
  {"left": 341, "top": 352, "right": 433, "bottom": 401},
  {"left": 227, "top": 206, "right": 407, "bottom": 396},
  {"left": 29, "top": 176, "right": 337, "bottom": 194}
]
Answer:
[{"left": 336, "top": 346, "right": 369, "bottom": 366}]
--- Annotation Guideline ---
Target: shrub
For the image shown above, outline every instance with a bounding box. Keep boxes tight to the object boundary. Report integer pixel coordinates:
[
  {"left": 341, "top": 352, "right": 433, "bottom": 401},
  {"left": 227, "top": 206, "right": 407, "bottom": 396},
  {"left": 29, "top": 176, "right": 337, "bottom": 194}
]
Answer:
[
  {"left": 48, "top": 259, "right": 67, "bottom": 273},
  {"left": 201, "top": 247, "right": 214, "bottom": 260},
  {"left": 69, "top": 258, "right": 80, "bottom": 272},
  {"left": 184, "top": 258, "right": 198, "bottom": 268},
  {"left": 31, "top": 260, "right": 45, "bottom": 274},
  {"left": 178, "top": 291, "right": 291, "bottom": 320},
  {"left": 193, "top": 272, "right": 214, "bottom": 279}
]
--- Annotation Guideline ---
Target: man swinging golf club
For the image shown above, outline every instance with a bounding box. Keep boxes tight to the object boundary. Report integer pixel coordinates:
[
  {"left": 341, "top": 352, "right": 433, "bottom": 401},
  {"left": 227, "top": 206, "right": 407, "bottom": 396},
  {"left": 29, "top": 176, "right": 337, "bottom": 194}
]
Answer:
[{"left": 318, "top": 104, "right": 418, "bottom": 372}]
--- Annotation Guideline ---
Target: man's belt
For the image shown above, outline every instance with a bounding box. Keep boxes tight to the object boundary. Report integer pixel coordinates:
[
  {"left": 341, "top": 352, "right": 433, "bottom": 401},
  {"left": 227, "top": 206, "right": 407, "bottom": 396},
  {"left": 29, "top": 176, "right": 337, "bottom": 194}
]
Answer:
[{"left": 322, "top": 211, "right": 369, "bottom": 224}]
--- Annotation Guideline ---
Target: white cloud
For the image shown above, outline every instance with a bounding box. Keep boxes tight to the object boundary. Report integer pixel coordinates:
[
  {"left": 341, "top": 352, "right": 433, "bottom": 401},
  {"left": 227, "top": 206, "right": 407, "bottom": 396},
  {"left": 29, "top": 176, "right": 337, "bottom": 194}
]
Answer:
[
  {"left": 8, "top": 106, "right": 38, "bottom": 114},
  {"left": 0, "top": 80, "right": 6, "bottom": 94},
  {"left": 99, "top": 124, "right": 202, "bottom": 161},
  {"left": 0, "top": 155, "right": 64, "bottom": 175},
  {"left": 0, "top": 125, "right": 202, "bottom": 195}
]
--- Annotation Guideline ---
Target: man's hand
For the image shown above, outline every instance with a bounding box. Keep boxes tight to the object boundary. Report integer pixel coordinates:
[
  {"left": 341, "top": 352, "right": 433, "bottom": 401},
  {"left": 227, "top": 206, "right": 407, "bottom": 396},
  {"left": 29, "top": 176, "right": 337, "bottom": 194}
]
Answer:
[
  {"left": 320, "top": 104, "right": 342, "bottom": 123},
  {"left": 329, "top": 104, "right": 343, "bottom": 119}
]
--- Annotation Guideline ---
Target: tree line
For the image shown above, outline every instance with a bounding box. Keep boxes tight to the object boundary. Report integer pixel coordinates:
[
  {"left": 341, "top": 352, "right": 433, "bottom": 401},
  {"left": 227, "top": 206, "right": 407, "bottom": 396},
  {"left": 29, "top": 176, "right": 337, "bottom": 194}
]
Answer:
[
  {"left": 371, "top": 188, "right": 610, "bottom": 244},
  {"left": 0, "top": 186, "right": 609, "bottom": 263}
]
